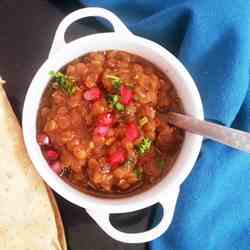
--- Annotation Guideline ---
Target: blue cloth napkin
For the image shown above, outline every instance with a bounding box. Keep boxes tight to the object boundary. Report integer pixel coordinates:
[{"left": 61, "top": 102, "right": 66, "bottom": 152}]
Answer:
[{"left": 79, "top": 1, "right": 250, "bottom": 249}]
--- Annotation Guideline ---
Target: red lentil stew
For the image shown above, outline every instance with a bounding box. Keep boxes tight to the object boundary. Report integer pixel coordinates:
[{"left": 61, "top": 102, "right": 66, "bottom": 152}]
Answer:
[{"left": 37, "top": 50, "right": 184, "bottom": 198}]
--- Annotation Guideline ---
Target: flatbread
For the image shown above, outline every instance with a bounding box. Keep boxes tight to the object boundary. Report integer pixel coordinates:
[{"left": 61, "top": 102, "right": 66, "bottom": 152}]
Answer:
[
  {"left": 46, "top": 187, "right": 67, "bottom": 250},
  {"left": 0, "top": 79, "right": 67, "bottom": 250}
]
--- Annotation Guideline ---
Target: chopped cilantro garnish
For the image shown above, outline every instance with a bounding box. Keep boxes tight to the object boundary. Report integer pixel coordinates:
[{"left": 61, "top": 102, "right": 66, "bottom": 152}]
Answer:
[
  {"left": 107, "top": 94, "right": 118, "bottom": 107},
  {"left": 113, "top": 79, "right": 121, "bottom": 89},
  {"left": 133, "top": 168, "right": 142, "bottom": 179},
  {"left": 137, "top": 137, "right": 152, "bottom": 154},
  {"left": 107, "top": 94, "right": 124, "bottom": 112},
  {"left": 114, "top": 102, "right": 125, "bottom": 112},
  {"left": 139, "top": 116, "right": 148, "bottom": 127},
  {"left": 107, "top": 94, "right": 119, "bottom": 104},
  {"left": 49, "top": 71, "right": 76, "bottom": 96},
  {"left": 106, "top": 75, "right": 121, "bottom": 90}
]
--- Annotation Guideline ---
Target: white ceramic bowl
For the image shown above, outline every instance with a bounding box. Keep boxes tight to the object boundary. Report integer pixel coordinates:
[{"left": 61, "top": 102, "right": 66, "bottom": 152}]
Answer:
[{"left": 22, "top": 7, "right": 204, "bottom": 244}]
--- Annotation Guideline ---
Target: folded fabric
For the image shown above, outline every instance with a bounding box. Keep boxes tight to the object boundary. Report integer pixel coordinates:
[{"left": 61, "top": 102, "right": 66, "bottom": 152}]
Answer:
[{"left": 79, "top": 0, "right": 250, "bottom": 249}]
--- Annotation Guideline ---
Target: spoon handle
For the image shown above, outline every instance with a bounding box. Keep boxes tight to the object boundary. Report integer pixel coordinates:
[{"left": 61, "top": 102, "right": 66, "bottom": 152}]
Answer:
[{"left": 166, "top": 112, "right": 250, "bottom": 154}]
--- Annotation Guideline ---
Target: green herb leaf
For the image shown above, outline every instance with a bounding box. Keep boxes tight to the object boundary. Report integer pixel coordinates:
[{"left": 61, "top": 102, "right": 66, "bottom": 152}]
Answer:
[
  {"left": 114, "top": 102, "right": 125, "bottom": 112},
  {"left": 49, "top": 71, "right": 76, "bottom": 96},
  {"left": 113, "top": 79, "right": 121, "bottom": 90},
  {"left": 106, "top": 75, "right": 121, "bottom": 90},
  {"left": 137, "top": 137, "right": 152, "bottom": 155},
  {"left": 133, "top": 168, "right": 142, "bottom": 179},
  {"left": 112, "top": 94, "right": 119, "bottom": 103},
  {"left": 107, "top": 95, "right": 124, "bottom": 112},
  {"left": 107, "top": 94, "right": 119, "bottom": 106},
  {"left": 139, "top": 116, "right": 149, "bottom": 127}
]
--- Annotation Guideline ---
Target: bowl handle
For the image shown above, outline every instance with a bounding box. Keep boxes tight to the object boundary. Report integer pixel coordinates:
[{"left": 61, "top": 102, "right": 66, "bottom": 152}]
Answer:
[
  {"left": 49, "top": 7, "right": 132, "bottom": 58},
  {"left": 86, "top": 186, "right": 180, "bottom": 244}
]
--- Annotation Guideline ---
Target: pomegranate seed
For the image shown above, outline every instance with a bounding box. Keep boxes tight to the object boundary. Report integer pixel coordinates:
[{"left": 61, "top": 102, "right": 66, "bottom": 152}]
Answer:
[
  {"left": 107, "top": 148, "right": 126, "bottom": 168},
  {"left": 50, "top": 161, "right": 62, "bottom": 175},
  {"left": 37, "top": 133, "right": 50, "bottom": 146},
  {"left": 83, "top": 87, "right": 101, "bottom": 101},
  {"left": 125, "top": 122, "right": 140, "bottom": 141},
  {"left": 94, "top": 125, "right": 109, "bottom": 136},
  {"left": 45, "top": 150, "right": 59, "bottom": 161},
  {"left": 120, "top": 85, "right": 133, "bottom": 105},
  {"left": 97, "top": 112, "right": 114, "bottom": 126}
]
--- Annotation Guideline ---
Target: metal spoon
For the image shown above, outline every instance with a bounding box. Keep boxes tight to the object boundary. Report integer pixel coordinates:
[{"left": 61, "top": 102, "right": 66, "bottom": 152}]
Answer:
[{"left": 163, "top": 112, "right": 250, "bottom": 154}]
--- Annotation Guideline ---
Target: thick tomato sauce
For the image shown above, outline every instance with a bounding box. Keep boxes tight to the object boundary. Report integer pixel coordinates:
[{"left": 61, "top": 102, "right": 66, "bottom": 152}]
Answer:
[{"left": 37, "top": 50, "right": 184, "bottom": 198}]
